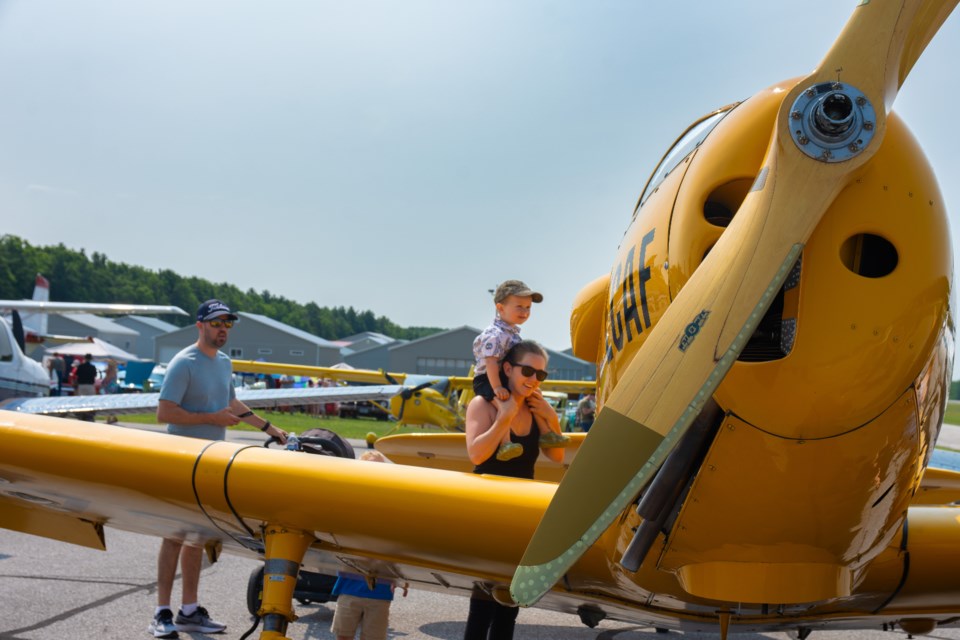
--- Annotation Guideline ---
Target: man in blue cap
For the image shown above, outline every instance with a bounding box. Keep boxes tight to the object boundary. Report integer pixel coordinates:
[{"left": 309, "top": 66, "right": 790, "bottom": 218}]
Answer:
[{"left": 148, "top": 299, "right": 289, "bottom": 638}]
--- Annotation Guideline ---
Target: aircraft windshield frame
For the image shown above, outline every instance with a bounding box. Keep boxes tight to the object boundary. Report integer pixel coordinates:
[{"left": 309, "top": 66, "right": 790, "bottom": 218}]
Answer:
[{"left": 637, "top": 104, "right": 738, "bottom": 209}]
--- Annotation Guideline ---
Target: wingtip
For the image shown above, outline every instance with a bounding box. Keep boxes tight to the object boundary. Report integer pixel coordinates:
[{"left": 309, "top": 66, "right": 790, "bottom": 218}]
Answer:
[
  {"left": 510, "top": 563, "right": 559, "bottom": 607},
  {"left": 511, "top": 539, "right": 591, "bottom": 606}
]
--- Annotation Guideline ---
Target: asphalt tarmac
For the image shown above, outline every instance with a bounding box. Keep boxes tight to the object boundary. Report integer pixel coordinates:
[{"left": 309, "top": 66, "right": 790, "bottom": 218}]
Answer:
[
  {"left": 7, "top": 526, "right": 960, "bottom": 640},
  {"left": 0, "top": 525, "right": 646, "bottom": 640},
  {"left": 3, "top": 423, "right": 960, "bottom": 640}
]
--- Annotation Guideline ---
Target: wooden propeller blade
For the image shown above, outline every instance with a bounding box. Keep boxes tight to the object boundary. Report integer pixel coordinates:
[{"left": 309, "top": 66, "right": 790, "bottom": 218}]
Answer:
[{"left": 511, "top": 0, "right": 957, "bottom": 607}]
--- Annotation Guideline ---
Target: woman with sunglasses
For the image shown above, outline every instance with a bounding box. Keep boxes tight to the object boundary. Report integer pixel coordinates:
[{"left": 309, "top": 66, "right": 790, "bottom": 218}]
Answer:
[{"left": 462, "top": 340, "right": 565, "bottom": 640}]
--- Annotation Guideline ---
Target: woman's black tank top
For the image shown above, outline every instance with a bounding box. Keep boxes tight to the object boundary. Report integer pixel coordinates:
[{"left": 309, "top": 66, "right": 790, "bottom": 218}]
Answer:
[{"left": 473, "top": 416, "right": 540, "bottom": 479}]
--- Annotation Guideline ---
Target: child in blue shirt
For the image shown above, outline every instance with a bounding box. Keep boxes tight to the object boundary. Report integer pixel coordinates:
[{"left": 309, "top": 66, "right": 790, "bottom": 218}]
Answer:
[
  {"left": 331, "top": 451, "right": 407, "bottom": 640},
  {"left": 330, "top": 573, "right": 397, "bottom": 640}
]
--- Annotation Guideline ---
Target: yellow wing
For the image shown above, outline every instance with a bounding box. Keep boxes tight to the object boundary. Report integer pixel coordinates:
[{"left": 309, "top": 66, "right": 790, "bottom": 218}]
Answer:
[{"left": 4, "top": 412, "right": 960, "bottom": 634}]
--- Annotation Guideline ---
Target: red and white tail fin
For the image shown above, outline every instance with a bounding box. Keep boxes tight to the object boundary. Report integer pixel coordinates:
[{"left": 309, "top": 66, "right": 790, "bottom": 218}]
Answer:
[
  {"left": 32, "top": 274, "right": 50, "bottom": 302},
  {"left": 24, "top": 273, "right": 51, "bottom": 336}
]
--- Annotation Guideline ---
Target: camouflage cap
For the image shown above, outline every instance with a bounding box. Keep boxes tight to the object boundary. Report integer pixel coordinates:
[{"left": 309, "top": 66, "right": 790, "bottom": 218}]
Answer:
[{"left": 494, "top": 280, "right": 543, "bottom": 304}]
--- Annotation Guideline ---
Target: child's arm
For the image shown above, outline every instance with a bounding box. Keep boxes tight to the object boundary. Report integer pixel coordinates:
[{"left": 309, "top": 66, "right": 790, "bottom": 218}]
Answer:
[
  {"left": 528, "top": 392, "right": 564, "bottom": 463},
  {"left": 484, "top": 356, "right": 509, "bottom": 400}
]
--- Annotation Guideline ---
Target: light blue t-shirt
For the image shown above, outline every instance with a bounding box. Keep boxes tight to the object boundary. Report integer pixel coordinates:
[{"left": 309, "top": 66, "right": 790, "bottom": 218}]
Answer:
[{"left": 160, "top": 344, "right": 236, "bottom": 441}]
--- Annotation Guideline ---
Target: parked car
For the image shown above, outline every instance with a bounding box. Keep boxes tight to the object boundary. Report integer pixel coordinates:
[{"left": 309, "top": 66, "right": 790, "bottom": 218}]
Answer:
[{"left": 339, "top": 400, "right": 390, "bottom": 421}]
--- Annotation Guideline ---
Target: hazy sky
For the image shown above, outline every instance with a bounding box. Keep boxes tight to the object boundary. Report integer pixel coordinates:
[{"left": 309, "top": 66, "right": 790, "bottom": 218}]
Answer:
[{"left": 1, "top": 2, "right": 958, "bottom": 363}]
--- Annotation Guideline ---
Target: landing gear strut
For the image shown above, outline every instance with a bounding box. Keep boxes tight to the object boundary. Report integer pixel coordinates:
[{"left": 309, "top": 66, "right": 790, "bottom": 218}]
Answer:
[{"left": 254, "top": 525, "right": 314, "bottom": 640}]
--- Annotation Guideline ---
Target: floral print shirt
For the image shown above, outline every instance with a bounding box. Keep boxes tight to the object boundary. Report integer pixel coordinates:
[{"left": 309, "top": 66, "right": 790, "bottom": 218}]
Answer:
[{"left": 472, "top": 317, "right": 521, "bottom": 375}]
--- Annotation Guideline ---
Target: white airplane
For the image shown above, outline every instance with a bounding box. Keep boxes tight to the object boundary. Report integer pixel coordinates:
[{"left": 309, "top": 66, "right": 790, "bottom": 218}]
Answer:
[
  {"left": 0, "top": 274, "right": 187, "bottom": 349},
  {"left": 0, "top": 276, "right": 442, "bottom": 417},
  {"left": 0, "top": 274, "right": 187, "bottom": 401},
  {"left": 0, "top": 309, "right": 410, "bottom": 415},
  {"left": 0, "top": 314, "right": 49, "bottom": 401},
  {"left": 0, "top": 309, "right": 410, "bottom": 412}
]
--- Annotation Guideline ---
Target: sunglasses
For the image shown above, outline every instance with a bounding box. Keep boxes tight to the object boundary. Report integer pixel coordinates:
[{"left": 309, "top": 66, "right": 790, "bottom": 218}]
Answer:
[
  {"left": 510, "top": 362, "right": 549, "bottom": 382},
  {"left": 206, "top": 320, "right": 234, "bottom": 329}
]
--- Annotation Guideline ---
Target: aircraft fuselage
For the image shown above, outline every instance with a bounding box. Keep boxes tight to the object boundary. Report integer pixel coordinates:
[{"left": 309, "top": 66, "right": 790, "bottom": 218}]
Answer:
[{"left": 570, "top": 79, "right": 954, "bottom": 607}]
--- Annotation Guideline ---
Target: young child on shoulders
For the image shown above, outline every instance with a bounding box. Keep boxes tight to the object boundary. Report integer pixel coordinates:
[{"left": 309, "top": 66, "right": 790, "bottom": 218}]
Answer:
[{"left": 472, "top": 280, "right": 569, "bottom": 461}]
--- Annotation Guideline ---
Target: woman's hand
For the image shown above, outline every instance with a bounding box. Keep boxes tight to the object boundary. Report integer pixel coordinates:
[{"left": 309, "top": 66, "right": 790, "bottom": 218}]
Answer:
[{"left": 525, "top": 390, "right": 554, "bottom": 422}]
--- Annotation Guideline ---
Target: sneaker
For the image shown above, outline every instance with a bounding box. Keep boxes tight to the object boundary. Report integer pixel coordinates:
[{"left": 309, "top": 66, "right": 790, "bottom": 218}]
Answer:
[
  {"left": 539, "top": 431, "right": 570, "bottom": 448},
  {"left": 148, "top": 609, "right": 178, "bottom": 639},
  {"left": 496, "top": 442, "right": 523, "bottom": 461},
  {"left": 174, "top": 606, "right": 226, "bottom": 634}
]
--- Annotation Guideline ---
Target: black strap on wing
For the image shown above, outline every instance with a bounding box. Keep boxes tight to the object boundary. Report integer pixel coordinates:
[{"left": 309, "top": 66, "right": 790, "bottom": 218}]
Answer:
[{"left": 189, "top": 441, "right": 264, "bottom": 553}]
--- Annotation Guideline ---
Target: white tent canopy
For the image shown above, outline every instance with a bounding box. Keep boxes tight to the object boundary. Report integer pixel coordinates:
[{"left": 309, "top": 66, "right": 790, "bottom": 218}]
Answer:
[{"left": 46, "top": 337, "right": 141, "bottom": 362}]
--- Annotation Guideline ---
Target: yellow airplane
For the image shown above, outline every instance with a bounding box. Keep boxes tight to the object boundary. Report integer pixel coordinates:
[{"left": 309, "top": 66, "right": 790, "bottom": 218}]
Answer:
[
  {"left": 231, "top": 359, "right": 595, "bottom": 439},
  {"left": 509, "top": 0, "right": 959, "bottom": 611},
  {"left": 1, "top": 3, "right": 959, "bottom": 640}
]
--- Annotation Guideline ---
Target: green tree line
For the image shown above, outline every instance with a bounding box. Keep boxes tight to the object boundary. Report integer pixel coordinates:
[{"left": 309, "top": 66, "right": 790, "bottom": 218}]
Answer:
[{"left": 0, "top": 235, "right": 442, "bottom": 341}]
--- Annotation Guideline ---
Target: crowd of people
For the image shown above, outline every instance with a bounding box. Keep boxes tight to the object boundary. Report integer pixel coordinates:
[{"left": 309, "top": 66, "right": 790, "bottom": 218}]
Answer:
[
  {"left": 45, "top": 351, "right": 121, "bottom": 396},
  {"left": 139, "top": 283, "right": 593, "bottom": 640}
]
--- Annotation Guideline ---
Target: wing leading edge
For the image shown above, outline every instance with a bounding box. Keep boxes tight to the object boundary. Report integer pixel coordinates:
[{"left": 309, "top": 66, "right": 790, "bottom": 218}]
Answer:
[
  {"left": 0, "top": 300, "right": 187, "bottom": 315},
  {"left": 0, "top": 385, "right": 405, "bottom": 416}
]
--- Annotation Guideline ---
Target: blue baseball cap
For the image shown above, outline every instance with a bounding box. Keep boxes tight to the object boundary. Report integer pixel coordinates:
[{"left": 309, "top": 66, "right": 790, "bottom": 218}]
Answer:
[{"left": 197, "top": 299, "right": 238, "bottom": 322}]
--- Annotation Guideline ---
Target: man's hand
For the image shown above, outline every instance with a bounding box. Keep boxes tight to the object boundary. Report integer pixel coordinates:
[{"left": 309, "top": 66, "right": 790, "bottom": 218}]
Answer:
[
  {"left": 209, "top": 408, "right": 241, "bottom": 427},
  {"left": 263, "top": 422, "right": 288, "bottom": 445}
]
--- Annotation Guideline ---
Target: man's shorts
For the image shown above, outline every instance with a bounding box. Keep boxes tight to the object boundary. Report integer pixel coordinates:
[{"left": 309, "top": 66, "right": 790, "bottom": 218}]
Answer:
[{"left": 331, "top": 595, "right": 391, "bottom": 640}]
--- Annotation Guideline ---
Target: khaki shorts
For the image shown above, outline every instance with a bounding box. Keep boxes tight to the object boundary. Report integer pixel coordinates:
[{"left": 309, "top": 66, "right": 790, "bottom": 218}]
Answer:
[{"left": 331, "top": 595, "right": 391, "bottom": 640}]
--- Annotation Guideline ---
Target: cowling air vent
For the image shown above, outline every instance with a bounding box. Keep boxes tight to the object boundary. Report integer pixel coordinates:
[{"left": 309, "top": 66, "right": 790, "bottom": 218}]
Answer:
[
  {"left": 738, "top": 256, "right": 802, "bottom": 362},
  {"left": 703, "top": 178, "right": 753, "bottom": 228},
  {"left": 840, "top": 233, "right": 898, "bottom": 278}
]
